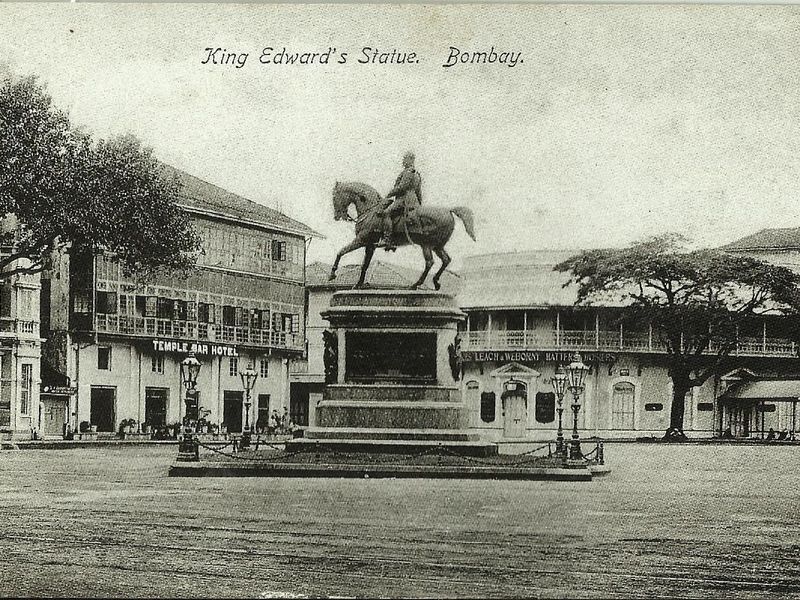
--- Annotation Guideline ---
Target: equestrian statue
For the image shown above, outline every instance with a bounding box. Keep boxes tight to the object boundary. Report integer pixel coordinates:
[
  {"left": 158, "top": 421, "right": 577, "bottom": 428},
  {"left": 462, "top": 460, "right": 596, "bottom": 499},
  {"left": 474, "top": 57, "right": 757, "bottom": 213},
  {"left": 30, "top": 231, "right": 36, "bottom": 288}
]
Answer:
[{"left": 328, "top": 152, "right": 476, "bottom": 290}]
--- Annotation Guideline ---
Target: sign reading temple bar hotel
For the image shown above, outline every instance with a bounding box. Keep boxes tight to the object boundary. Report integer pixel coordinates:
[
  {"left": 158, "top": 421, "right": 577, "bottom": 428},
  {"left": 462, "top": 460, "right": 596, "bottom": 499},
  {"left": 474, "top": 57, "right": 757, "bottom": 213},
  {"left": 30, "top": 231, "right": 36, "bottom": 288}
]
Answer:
[{"left": 151, "top": 339, "right": 240, "bottom": 357}]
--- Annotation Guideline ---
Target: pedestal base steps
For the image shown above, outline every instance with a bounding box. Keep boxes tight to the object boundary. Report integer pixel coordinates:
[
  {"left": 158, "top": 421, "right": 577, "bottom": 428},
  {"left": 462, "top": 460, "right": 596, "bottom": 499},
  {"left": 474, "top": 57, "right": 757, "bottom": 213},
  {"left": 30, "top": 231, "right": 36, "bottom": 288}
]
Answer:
[
  {"left": 308, "top": 289, "right": 501, "bottom": 458},
  {"left": 296, "top": 380, "right": 499, "bottom": 456},
  {"left": 286, "top": 434, "right": 498, "bottom": 457}
]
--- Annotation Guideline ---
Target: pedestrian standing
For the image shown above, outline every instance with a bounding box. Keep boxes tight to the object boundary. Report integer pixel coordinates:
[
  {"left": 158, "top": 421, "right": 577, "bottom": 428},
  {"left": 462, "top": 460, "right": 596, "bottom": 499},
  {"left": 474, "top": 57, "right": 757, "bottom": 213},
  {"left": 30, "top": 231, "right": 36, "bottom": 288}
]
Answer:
[{"left": 281, "top": 407, "right": 290, "bottom": 434}]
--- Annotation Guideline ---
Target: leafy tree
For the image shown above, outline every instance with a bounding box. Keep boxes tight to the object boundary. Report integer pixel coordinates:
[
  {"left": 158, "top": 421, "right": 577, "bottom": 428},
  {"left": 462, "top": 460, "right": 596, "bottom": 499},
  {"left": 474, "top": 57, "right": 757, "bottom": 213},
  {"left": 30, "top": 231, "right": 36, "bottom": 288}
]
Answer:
[
  {"left": 556, "top": 234, "right": 800, "bottom": 439},
  {"left": 0, "top": 73, "right": 200, "bottom": 279}
]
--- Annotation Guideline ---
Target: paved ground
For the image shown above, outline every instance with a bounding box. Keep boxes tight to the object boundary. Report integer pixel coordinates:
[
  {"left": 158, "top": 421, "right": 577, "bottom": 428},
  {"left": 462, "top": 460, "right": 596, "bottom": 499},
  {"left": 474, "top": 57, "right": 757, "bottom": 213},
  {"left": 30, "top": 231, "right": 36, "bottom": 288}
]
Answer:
[{"left": 1, "top": 443, "right": 799, "bottom": 598}]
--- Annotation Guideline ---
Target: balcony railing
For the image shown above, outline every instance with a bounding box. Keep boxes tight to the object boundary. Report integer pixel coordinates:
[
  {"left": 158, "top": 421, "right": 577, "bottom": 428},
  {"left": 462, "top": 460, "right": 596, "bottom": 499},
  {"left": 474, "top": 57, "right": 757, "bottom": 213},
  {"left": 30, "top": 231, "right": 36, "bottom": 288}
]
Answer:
[
  {"left": 95, "top": 314, "right": 302, "bottom": 351},
  {"left": 463, "top": 329, "right": 797, "bottom": 358},
  {"left": 0, "top": 318, "right": 38, "bottom": 338}
]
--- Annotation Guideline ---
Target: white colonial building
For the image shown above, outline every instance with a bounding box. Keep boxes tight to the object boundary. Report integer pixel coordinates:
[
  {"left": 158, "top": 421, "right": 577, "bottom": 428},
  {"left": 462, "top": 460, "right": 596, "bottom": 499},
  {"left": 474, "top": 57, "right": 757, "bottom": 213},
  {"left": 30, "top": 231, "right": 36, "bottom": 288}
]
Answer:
[
  {"left": 457, "top": 250, "right": 800, "bottom": 441},
  {"left": 0, "top": 224, "right": 41, "bottom": 440}
]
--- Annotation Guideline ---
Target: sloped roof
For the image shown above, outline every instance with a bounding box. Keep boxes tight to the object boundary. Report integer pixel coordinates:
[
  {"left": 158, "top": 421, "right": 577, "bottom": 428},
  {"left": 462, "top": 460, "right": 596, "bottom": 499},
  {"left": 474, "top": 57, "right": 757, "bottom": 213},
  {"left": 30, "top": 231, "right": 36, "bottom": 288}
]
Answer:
[
  {"left": 722, "top": 228, "right": 800, "bottom": 252},
  {"left": 307, "top": 260, "right": 461, "bottom": 294},
  {"left": 721, "top": 379, "right": 800, "bottom": 402},
  {"left": 457, "top": 249, "right": 627, "bottom": 310},
  {"left": 163, "top": 165, "right": 320, "bottom": 238}
]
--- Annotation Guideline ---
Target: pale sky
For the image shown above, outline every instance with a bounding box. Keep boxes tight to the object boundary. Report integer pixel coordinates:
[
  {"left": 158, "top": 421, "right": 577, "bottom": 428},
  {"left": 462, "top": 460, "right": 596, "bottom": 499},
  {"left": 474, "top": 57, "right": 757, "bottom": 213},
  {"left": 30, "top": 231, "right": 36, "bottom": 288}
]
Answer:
[{"left": 1, "top": 3, "right": 799, "bottom": 271}]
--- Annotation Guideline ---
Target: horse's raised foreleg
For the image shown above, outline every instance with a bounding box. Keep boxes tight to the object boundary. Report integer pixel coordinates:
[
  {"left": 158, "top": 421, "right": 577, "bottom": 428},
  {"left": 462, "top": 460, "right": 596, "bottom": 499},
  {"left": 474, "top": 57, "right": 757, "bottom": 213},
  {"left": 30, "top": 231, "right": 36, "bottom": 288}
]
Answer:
[
  {"left": 432, "top": 247, "right": 451, "bottom": 291},
  {"left": 411, "top": 246, "right": 434, "bottom": 289},
  {"left": 329, "top": 239, "right": 365, "bottom": 281},
  {"left": 355, "top": 244, "right": 376, "bottom": 289}
]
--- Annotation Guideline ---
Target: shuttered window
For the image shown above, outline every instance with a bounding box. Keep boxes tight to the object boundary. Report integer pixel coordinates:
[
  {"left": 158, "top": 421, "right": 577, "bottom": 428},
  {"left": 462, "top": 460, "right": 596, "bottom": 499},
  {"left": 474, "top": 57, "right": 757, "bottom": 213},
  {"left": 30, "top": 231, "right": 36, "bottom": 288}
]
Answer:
[{"left": 480, "top": 391, "right": 496, "bottom": 423}]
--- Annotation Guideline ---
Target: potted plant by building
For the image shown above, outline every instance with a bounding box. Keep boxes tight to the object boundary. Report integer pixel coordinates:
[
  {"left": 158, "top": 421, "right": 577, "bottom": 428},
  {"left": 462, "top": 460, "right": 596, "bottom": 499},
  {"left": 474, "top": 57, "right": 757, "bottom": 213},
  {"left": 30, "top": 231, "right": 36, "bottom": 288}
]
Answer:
[{"left": 80, "top": 421, "right": 98, "bottom": 440}]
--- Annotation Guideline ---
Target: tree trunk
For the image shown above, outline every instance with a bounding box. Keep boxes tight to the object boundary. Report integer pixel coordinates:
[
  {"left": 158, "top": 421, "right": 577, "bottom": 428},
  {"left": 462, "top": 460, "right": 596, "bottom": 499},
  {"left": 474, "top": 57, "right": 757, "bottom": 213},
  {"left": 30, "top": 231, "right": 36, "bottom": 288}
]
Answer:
[{"left": 666, "top": 377, "right": 691, "bottom": 440}]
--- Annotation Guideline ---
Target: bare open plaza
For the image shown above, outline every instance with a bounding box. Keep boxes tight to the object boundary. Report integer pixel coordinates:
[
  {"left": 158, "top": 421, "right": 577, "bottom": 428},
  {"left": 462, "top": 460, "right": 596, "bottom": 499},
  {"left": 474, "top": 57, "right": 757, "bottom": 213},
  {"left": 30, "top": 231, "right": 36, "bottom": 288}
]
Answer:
[{"left": 1, "top": 443, "right": 798, "bottom": 598}]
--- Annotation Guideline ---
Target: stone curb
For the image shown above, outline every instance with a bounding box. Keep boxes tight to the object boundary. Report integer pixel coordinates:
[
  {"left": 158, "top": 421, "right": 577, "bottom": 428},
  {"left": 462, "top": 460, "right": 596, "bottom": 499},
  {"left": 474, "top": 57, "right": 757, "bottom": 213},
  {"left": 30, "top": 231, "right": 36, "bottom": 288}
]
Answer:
[
  {"left": 167, "top": 462, "right": 594, "bottom": 481},
  {"left": 11, "top": 440, "right": 181, "bottom": 450}
]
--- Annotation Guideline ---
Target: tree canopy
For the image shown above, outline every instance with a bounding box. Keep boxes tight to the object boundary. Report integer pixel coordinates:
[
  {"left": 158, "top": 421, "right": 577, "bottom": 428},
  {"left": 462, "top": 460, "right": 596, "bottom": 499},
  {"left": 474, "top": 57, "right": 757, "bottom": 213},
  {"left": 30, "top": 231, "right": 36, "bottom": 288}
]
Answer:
[
  {"left": 0, "top": 73, "right": 200, "bottom": 279},
  {"left": 555, "top": 234, "right": 800, "bottom": 437}
]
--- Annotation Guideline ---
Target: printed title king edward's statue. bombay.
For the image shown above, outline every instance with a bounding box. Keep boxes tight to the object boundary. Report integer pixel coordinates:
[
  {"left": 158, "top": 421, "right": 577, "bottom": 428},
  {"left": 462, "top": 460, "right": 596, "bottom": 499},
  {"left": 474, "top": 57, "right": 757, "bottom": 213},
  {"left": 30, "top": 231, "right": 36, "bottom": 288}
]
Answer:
[{"left": 328, "top": 152, "right": 476, "bottom": 290}]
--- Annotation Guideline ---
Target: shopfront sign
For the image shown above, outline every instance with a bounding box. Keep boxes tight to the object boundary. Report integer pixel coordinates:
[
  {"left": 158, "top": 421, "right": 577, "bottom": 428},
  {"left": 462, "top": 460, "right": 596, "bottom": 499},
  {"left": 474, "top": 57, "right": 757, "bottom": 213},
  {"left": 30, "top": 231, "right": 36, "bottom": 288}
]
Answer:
[
  {"left": 461, "top": 350, "right": 617, "bottom": 364},
  {"left": 151, "top": 339, "right": 239, "bottom": 357},
  {"left": 41, "top": 386, "right": 78, "bottom": 395}
]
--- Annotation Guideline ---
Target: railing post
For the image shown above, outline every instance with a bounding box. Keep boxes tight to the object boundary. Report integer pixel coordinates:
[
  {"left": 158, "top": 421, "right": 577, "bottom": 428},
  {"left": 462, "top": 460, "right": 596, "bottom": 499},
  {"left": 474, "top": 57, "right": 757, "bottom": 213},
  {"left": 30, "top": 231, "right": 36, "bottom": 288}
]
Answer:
[
  {"left": 556, "top": 311, "right": 561, "bottom": 348},
  {"left": 523, "top": 311, "right": 528, "bottom": 349},
  {"left": 595, "top": 313, "right": 600, "bottom": 349}
]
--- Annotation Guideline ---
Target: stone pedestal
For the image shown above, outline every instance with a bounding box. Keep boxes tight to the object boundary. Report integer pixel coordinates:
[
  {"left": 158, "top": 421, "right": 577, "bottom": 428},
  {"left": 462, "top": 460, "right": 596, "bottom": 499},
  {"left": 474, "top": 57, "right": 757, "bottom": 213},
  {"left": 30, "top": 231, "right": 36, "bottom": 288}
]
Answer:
[{"left": 286, "top": 289, "right": 497, "bottom": 457}]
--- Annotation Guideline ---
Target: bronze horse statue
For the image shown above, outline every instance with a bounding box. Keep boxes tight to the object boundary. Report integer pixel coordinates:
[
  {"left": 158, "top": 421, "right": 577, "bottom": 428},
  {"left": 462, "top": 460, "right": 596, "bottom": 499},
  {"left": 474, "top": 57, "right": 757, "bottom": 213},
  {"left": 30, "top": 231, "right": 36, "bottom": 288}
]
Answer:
[{"left": 329, "top": 181, "right": 476, "bottom": 290}]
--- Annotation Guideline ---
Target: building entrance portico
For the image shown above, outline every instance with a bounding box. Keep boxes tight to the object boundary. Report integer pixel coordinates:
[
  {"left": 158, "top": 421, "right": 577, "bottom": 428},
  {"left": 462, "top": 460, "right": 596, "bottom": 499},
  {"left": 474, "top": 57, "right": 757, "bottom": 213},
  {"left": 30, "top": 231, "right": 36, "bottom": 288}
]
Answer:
[{"left": 490, "top": 362, "right": 541, "bottom": 439}]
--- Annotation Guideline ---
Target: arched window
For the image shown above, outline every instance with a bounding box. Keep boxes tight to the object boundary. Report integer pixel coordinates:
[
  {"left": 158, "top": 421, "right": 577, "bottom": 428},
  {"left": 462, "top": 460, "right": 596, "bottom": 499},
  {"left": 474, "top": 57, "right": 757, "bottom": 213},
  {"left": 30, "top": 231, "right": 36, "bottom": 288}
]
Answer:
[{"left": 611, "top": 382, "right": 635, "bottom": 430}]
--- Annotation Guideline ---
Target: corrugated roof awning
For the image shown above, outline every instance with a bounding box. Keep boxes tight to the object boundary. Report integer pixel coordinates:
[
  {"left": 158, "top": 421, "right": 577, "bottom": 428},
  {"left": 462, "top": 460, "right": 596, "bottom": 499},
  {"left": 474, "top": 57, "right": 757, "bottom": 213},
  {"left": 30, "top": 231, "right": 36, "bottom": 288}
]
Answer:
[{"left": 722, "top": 380, "right": 800, "bottom": 403}]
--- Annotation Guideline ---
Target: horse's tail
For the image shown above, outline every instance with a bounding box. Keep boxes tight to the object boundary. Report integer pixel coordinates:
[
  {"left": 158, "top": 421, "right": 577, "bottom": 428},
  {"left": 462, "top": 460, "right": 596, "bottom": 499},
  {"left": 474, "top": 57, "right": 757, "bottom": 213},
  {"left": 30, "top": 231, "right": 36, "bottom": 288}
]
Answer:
[{"left": 451, "top": 206, "right": 476, "bottom": 241}]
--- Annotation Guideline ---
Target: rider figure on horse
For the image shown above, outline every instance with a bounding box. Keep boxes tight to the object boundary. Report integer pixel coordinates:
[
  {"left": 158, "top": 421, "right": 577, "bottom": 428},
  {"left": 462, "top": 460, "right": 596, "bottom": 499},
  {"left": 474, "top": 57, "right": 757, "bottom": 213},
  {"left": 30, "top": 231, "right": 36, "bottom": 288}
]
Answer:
[{"left": 380, "top": 151, "right": 423, "bottom": 251}]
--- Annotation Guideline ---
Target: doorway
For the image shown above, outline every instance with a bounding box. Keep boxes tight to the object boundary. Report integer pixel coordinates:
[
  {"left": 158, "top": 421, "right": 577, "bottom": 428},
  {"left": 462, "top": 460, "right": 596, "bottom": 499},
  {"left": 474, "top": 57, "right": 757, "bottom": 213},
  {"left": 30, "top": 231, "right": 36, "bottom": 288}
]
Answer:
[
  {"left": 611, "top": 382, "right": 636, "bottom": 430},
  {"left": 223, "top": 391, "right": 243, "bottom": 433},
  {"left": 41, "top": 395, "right": 68, "bottom": 437},
  {"left": 290, "top": 384, "right": 310, "bottom": 427},
  {"left": 502, "top": 382, "right": 527, "bottom": 438},
  {"left": 256, "top": 394, "right": 270, "bottom": 432},
  {"left": 90, "top": 387, "right": 116, "bottom": 432},
  {"left": 145, "top": 388, "right": 169, "bottom": 429},
  {"left": 730, "top": 405, "right": 752, "bottom": 438}
]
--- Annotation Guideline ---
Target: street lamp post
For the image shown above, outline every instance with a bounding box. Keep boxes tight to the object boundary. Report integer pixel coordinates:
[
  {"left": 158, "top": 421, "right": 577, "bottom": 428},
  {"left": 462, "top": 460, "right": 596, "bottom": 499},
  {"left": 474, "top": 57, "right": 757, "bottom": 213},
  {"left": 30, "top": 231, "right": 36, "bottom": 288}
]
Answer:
[
  {"left": 551, "top": 364, "right": 568, "bottom": 456},
  {"left": 565, "top": 352, "right": 590, "bottom": 461},
  {"left": 239, "top": 364, "right": 258, "bottom": 450},
  {"left": 178, "top": 352, "right": 202, "bottom": 462}
]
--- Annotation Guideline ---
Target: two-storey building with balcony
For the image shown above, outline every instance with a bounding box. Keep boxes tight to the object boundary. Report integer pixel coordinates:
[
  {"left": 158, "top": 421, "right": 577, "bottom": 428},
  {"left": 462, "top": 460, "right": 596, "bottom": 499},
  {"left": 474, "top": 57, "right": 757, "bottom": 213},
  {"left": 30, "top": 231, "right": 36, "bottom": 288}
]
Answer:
[
  {"left": 0, "top": 219, "right": 41, "bottom": 440},
  {"left": 457, "top": 250, "right": 800, "bottom": 441},
  {"left": 41, "top": 168, "right": 317, "bottom": 438},
  {"left": 716, "top": 228, "right": 800, "bottom": 439}
]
